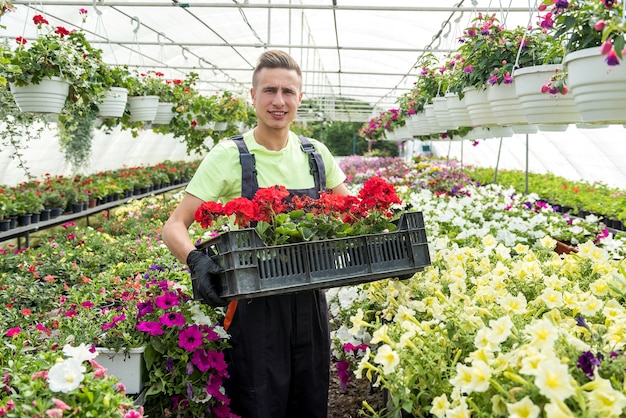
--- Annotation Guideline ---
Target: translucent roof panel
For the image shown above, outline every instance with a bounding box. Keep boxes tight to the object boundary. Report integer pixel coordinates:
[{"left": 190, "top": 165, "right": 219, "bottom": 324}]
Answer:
[{"left": 3, "top": 0, "right": 539, "bottom": 121}]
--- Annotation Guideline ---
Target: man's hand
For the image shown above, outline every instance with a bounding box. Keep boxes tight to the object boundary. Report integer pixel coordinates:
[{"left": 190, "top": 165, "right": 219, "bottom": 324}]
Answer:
[{"left": 186, "top": 249, "right": 228, "bottom": 307}]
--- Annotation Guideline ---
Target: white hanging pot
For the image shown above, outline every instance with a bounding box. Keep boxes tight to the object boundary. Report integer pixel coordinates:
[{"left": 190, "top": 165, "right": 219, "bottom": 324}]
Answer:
[
  {"left": 424, "top": 104, "right": 445, "bottom": 134},
  {"left": 9, "top": 76, "right": 70, "bottom": 114},
  {"left": 444, "top": 92, "right": 473, "bottom": 128},
  {"left": 564, "top": 46, "right": 626, "bottom": 124},
  {"left": 513, "top": 65, "right": 581, "bottom": 126},
  {"left": 98, "top": 87, "right": 128, "bottom": 118},
  {"left": 127, "top": 95, "right": 159, "bottom": 122},
  {"left": 152, "top": 102, "right": 175, "bottom": 125},
  {"left": 213, "top": 121, "right": 228, "bottom": 131},
  {"left": 432, "top": 97, "right": 458, "bottom": 130},
  {"left": 463, "top": 86, "right": 498, "bottom": 127},
  {"left": 487, "top": 82, "right": 529, "bottom": 126}
]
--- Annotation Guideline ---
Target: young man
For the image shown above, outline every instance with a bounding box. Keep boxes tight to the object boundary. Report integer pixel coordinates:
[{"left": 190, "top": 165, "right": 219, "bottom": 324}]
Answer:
[{"left": 162, "top": 50, "right": 350, "bottom": 417}]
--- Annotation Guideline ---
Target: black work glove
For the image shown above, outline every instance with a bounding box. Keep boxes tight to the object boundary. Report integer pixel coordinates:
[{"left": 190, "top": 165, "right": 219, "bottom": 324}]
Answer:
[{"left": 186, "top": 249, "right": 228, "bottom": 307}]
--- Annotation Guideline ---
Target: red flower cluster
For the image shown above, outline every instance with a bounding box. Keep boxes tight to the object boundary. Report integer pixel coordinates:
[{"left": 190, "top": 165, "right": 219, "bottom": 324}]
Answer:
[{"left": 194, "top": 177, "right": 402, "bottom": 232}]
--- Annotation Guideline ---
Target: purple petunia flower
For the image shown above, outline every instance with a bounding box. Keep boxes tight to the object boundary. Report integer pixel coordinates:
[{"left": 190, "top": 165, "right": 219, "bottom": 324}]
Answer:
[
  {"left": 178, "top": 325, "right": 203, "bottom": 351},
  {"left": 160, "top": 312, "right": 185, "bottom": 327},
  {"left": 136, "top": 301, "right": 154, "bottom": 318},
  {"left": 577, "top": 350, "right": 603, "bottom": 378},
  {"left": 155, "top": 291, "right": 180, "bottom": 310},
  {"left": 136, "top": 321, "right": 165, "bottom": 336}
]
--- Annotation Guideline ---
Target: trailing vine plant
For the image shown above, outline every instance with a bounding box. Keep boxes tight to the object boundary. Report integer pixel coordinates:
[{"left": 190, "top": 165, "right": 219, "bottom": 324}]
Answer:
[{"left": 0, "top": 85, "right": 45, "bottom": 179}]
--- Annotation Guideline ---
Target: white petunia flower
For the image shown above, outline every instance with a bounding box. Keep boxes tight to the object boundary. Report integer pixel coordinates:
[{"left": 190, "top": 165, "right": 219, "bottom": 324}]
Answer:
[
  {"left": 47, "top": 358, "right": 86, "bottom": 393},
  {"left": 524, "top": 317, "right": 559, "bottom": 350},
  {"left": 584, "top": 374, "right": 626, "bottom": 417},
  {"left": 373, "top": 344, "right": 400, "bottom": 375},
  {"left": 488, "top": 315, "right": 514, "bottom": 344},
  {"left": 499, "top": 292, "right": 528, "bottom": 315},
  {"left": 534, "top": 359, "right": 576, "bottom": 402},
  {"left": 62, "top": 343, "right": 98, "bottom": 363},
  {"left": 543, "top": 401, "right": 575, "bottom": 418},
  {"left": 506, "top": 396, "right": 540, "bottom": 418},
  {"left": 430, "top": 394, "right": 450, "bottom": 418}
]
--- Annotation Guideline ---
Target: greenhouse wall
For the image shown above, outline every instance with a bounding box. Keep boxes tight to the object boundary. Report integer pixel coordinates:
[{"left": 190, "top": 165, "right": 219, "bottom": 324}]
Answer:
[
  {"left": 419, "top": 125, "right": 626, "bottom": 190},
  {"left": 0, "top": 126, "right": 209, "bottom": 187}
]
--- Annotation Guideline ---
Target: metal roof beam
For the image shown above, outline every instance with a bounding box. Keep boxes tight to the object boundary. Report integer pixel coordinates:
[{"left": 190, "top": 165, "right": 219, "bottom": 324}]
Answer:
[
  {"left": 10, "top": 1, "right": 533, "bottom": 13},
  {"left": 89, "top": 40, "right": 452, "bottom": 54}
]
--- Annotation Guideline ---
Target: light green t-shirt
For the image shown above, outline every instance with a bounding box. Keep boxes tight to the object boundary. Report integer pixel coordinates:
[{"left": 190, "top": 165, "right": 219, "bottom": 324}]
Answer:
[{"left": 186, "top": 131, "right": 346, "bottom": 203}]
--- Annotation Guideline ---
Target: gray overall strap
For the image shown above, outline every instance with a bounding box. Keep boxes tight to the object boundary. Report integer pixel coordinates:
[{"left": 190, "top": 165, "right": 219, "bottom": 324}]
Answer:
[
  {"left": 230, "top": 135, "right": 258, "bottom": 200},
  {"left": 231, "top": 135, "right": 327, "bottom": 199},
  {"left": 298, "top": 136, "right": 326, "bottom": 194}
]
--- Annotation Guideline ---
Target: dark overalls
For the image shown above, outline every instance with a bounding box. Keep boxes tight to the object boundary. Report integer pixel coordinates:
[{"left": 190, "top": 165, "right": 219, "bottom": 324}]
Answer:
[{"left": 223, "top": 136, "right": 330, "bottom": 418}]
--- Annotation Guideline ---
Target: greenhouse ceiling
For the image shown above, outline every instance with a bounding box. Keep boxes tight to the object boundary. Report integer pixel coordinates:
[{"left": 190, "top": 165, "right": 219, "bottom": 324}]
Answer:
[{"left": 3, "top": 0, "right": 538, "bottom": 122}]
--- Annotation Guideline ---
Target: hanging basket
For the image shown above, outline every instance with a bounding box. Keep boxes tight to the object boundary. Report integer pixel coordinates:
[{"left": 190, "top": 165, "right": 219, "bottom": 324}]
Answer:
[
  {"left": 463, "top": 86, "right": 498, "bottom": 127},
  {"left": 213, "top": 121, "right": 228, "bottom": 131},
  {"left": 152, "top": 102, "right": 175, "bottom": 125},
  {"left": 432, "top": 97, "right": 458, "bottom": 130},
  {"left": 9, "top": 76, "right": 70, "bottom": 114},
  {"left": 98, "top": 87, "right": 128, "bottom": 118},
  {"left": 487, "top": 82, "right": 529, "bottom": 127},
  {"left": 444, "top": 92, "right": 473, "bottom": 128},
  {"left": 127, "top": 95, "right": 159, "bottom": 122},
  {"left": 513, "top": 65, "right": 581, "bottom": 126},
  {"left": 564, "top": 46, "right": 626, "bottom": 124}
]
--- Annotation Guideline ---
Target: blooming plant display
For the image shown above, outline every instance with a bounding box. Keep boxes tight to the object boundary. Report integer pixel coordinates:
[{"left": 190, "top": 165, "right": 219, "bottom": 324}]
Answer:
[
  {"left": 193, "top": 176, "right": 403, "bottom": 246},
  {"left": 134, "top": 269, "right": 235, "bottom": 417},
  {"left": 0, "top": 339, "right": 143, "bottom": 417},
  {"left": 540, "top": 0, "right": 626, "bottom": 65}
]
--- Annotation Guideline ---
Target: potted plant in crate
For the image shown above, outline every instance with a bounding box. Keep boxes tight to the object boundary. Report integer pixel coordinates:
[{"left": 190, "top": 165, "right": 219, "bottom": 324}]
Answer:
[{"left": 193, "top": 177, "right": 430, "bottom": 300}]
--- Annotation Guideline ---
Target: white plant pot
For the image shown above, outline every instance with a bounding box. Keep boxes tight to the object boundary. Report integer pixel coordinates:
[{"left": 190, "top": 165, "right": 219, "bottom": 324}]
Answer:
[
  {"left": 153, "top": 102, "right": 175, "bottom": 125},
  {"left": 432, "top": 97, "right": 458, "bottom": 130},
  {"left": 444, "top": 93, "right": 473, "bottom": 128},
  {"left": 98, "top": 87, "right": 128, "bottom": 118},
  {"left": 513, "top": 65, "right": 581, "bottom": 126},
  {"left": 463, "top": 86, "right": 498, "bottom": 127},
  {"left": 564, "top": 46, "right": 626, "bottom": 124},
  {"left": 487, "top": 82, "right": 528, "bottom": 126},
  {"left": 213, "top": 121, "right": 228, "bottom": 131},
  {"left": 10, "top": 76, "right": 70, "bottom": 114},
  {"left": 424, "top": 104, "right": 445, "bottom": 134},
  {"left": 96, "top": 347, "right": 145, "bottom": 395},
  {"left": 127, "top": 95, "right": 159, "bottom": 122}
]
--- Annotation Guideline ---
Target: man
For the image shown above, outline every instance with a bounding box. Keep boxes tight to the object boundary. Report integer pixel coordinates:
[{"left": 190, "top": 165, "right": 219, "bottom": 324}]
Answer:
[{"left": 162, "top": 49, "right": 350, "bottom": 418}]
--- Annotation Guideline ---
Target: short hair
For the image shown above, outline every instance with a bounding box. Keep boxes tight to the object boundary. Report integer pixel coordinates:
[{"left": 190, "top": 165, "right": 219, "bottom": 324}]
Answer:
[{"left": 252, "top": 50, "right": 302, "bottom": 89}]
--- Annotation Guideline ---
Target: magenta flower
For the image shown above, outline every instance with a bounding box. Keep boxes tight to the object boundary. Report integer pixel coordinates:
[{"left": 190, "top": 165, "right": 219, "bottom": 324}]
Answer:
[
  {"left": 136, "top": 301, "right": 154, "bottom": 318},
  {"left": 192, "top": 348, "right": 228, "bottom": 374},
  {"left": 136, "top": 321, "right": 165, "bottom": 336},
  {"left": 155, "top": 291, "right": 179, "bottom": 309},
  {"left": 503, "top": 72, "right": 513, "bottom": 84},
  {"left": 605, "top": 49, "right": 620, "bottom": 66},
  {"left": 160, "top": 312, "right": 185, "bottom": 327},
  {"left": 488, "top": 74, "right": 498, "bottom": 85},
  {"left": 178, "top": 325, "right": 203, "bottom": 351},
  {"left": 601, "top": 40, "right": 613, "bottom": 55}
]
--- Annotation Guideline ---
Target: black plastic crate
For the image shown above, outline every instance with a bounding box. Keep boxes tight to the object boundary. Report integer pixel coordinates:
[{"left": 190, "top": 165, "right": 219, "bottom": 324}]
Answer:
[{"left": 196, "top": 211, "right": 431, "bottom": 300}]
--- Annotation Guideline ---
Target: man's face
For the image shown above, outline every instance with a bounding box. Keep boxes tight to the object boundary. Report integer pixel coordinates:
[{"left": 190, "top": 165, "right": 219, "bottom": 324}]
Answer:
[{"left": 251, "top": 67, "right": 303, "bottom": 130}]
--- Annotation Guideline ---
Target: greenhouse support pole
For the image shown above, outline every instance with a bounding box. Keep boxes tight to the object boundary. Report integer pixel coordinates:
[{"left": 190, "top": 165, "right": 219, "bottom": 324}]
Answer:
[
  {"left": 460, "top": 138, "right": 464, "bottom": 168},
  {"left": 525, "top": 133, "right": 529, "bottom": 194},
  {"left": 494, "top": 136, "right": 503, "bottom": 183}
]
